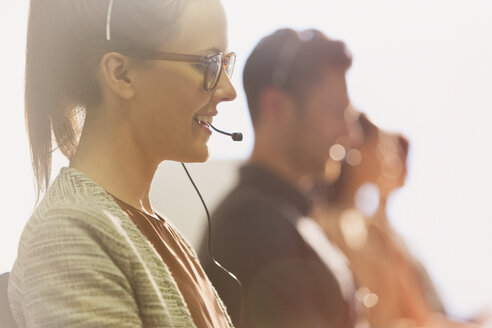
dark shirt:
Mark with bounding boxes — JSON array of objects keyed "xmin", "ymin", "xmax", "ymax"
[
  {"xmin": 199, "ymin": 163, "xmax": 358, "ymax": 328},
  {"xmin": 113, "ymin": 197, "xmax": 230, "ymax": 328}
]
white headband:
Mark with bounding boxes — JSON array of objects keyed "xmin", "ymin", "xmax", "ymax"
[{"xmin": 106, "ymin": 0, "xmax": 115, "ymax": 41}]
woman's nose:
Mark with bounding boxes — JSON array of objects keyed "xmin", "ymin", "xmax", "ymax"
[{"xmin": 213, "ymin": 71, "xmax": 237, "ymax": 102}]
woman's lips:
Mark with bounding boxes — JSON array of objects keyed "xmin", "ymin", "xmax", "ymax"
[{"xmin": 194, "ymin": 118, "xmax": 212, "ymax": 135}]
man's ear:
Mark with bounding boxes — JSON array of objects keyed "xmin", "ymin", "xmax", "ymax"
[
  {"xmin": 258, "ymin": 86, "xmax": 295, "ymax": 122},
  {"xmin": 99, "ymin": 52, "xmax": 135, "ymax": 100}
]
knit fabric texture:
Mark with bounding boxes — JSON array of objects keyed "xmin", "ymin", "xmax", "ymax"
[{"xmin": 8, "ymin": 167, "xmax": 233, "ymax": 328}]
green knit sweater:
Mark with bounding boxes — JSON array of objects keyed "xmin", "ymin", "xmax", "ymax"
[{"xmin": 8, "ymin": 167, "xmax": 233, "ymax": 328}]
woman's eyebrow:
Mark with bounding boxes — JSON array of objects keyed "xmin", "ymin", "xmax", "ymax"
[{"xmin": 202, "ymin": 46, "xmax": 225, "ymax": 53}]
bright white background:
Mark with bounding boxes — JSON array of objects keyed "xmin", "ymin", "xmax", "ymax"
[{"xmin": 1, "ymin": 0, "xmax": 491, "ymax": 320}]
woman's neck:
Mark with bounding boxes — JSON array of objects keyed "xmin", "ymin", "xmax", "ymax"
[{"xmin": 70, "ymin": 113, "xmax": 158, "ymax": 215}]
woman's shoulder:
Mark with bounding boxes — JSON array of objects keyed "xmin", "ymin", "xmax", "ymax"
[
  {"xmin": 10, "ymin": 168, "xmax": 148, "ymax": 292},
  {"xmin": 8, "ymin": 169, "xmax": 152, "ymax": 327},
  {"xmin": 27, "ymin": 168, "xmax": 121, "ymax": 229},
  {"xmin": 39, "ymin": 167, "xmax": 119, "ymax": 214},
  {"xmin": 17, "ymin": 167, "xmax": 139, "ymax": 258}
]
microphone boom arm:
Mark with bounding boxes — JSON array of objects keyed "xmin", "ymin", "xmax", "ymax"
[{"xmin": 208, "ymin": 123, "xmax": 243, "ymax": 141}]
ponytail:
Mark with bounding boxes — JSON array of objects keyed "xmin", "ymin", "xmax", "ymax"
[{"xmin": 25, "ymin": 0, "xmax": 77, "ymax": 198}]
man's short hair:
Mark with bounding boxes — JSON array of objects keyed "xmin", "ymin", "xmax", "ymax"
[{"xmin": 243, "ymin": 28, "xmax": 352, "ymax": 126}]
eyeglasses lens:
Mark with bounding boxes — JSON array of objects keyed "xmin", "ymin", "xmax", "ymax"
[
  {"xmin": 205, "ymin": 55, "xmax": 222, "ymax": 90},
  {"xmin": 204, "ymin": 53, "xmax": 236, "ymax": 90},
  {"xmin": 224, "ymin": 53, "xmax": 236, "ymax": 78}
]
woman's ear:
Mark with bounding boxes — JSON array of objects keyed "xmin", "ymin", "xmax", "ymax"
[{"xmin": 99, "ymin": 52, "xmax": 135, "ymax": 100}]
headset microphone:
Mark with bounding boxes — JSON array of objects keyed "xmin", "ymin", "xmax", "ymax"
[{"xmin": 208, "ymin": 123, "xmax": 243, "ymax": 141}]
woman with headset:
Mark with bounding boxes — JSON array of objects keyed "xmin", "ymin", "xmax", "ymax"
[{"xmin": 8, "ymin": 0, "xmax": 237, "ymax": 327}]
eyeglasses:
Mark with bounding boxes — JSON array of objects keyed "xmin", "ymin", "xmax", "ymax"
[{"xmin": 141, "ymin": 51, "xmax": 236, "ymax": 91}]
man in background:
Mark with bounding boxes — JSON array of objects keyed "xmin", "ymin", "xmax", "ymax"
[{"xmin": 199, "ymin": 28, "xmax": 360, "ymax": 328}]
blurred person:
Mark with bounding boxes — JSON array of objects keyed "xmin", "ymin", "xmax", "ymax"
[
  {"xmin": 314, "ymin": 114, "xmax": 480, "ymax": 328},
  {"xmin": 199, "ymin": 28, "xmax": 363, "ymax": 328},
  {"xmin": 8, "ymin": 0, "xmax": 238, "ymax": 327}
]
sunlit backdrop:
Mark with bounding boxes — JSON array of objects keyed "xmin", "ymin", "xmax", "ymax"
[{"xmin": 1, "ymin": 0, "xmax": 491, "ymax": 319}]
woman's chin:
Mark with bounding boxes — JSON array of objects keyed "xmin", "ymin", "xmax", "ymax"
[
  {"xmin": 183, "ymin": 146, "xmax": 210, "ymax": 163},
  {"xmin": 193, "ymin": 154, "xmax": 209, "ymax": 163},
  {"xmin": 164, "ymin": 142, "xmax": 210, "ymax": 163}
]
